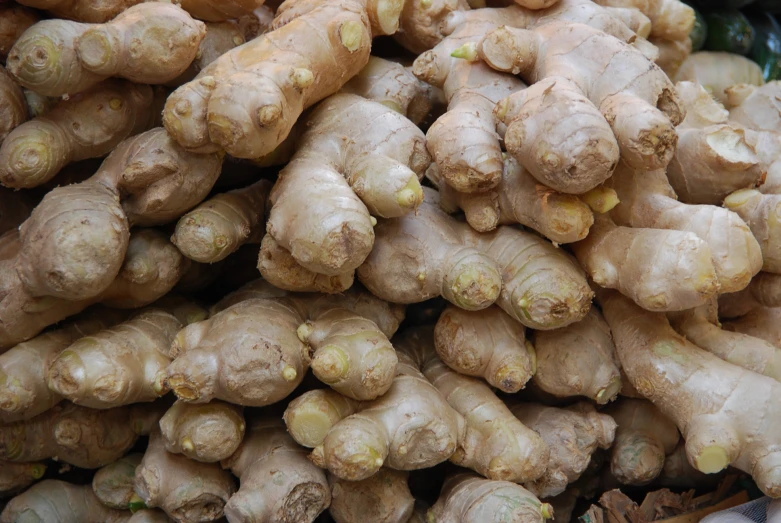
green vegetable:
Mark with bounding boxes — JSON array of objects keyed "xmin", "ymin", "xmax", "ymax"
[
  {"xmin": 690, "ymin": 6, "xmax": 709, "ymax": 51},
  {"xmin": 704, "ymin": 9, "xmax": 755, "ymax": 55},
  {"xmin": 748, "ymin": 12, "xmax": 781, "ymax": 80}
]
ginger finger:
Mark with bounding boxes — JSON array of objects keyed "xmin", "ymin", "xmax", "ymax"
[
  {"xmin": 159, "ymin": 400, "xmax": 245, "ymax": 463},
  {"xmin": 328, "ymin": 469, "xmax": 414, "ymax": 523},
  {"xmin": 92, "ymin": 453, "xmax": 143, "ymax": 510},
  {"xmin": 1, "ymin": 480, "xmax": 130, "ymax": 523}
]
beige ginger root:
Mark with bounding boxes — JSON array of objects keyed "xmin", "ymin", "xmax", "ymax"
[
  {"xmin": 328, "ymin": 469, "xmax": 414, "ymax": 523},
  {"xmin": 176, "ymin": 0, "xmax": 266, "ymax": 23},
  {"xmin": 1, "ymin": 480, "xmax": 130, "ymax": 523},
  {"xmin": 221, "ymin": 418, "xmax": 330, "ymax": 523},
  {"xmin": 167, "ymin": 20, "xmax": 249, "ymax": 87},
  {"xmin": 7, "ymin": 3, "xmax": 206, "ymax": 97},
  {"xmin": 283, "ymin": 361, "xmax": 465, "ymax": 481},
  {"xmin": 15, "ymin": 0, "xmax": 143, "ymax": 23},
  {"xmin": 128, "ymin": 510, "xmax": 172, "ymax": 523},
  {"xmin": 135, "ymin": 430, "xmax": 236, "ymax": 523},
  {"xmin": 724, "ymin": 189, "xmax": 781, "ymax": 274},
  {"xmin": 165, "ymin": 285, "xmax": 402, "ymax": 404},
  {"xmin": 0, "ymin": 460, "xmax": 45, "ymax": 495},
  {"xmin": 675, "ymin": 52, "xmax": 764, "ymax": 105},
  {"xmin": 605, "ymin": 398, "xmax": 680, "ymax": 485},
  {"xmin": 0, "ymin": 80, "xmax": 160, "ymax": 189},
  {"xmin": 599, "ymin": 288, "xmax": 781, "ymax": 497},
  {"xmin": 0, "ymin": 402, "xmax": 139, "ymax": 468},
  {"xmin": 399, "ymin": 327, "xmax": 550, "ymax": 484},
  {"xmin": 159, "ymin": 400, "xmax": 245, "ymax": 462},
  {"xmin": 532, "ymin": 308, "xmax": 622, "ymax": 404},
  {"xmin": 92, "ymin": 453, "xmax": 143, "ymax": 510},
  {"xmin": 747, "ymin": 272, "xmax": 781, "ymax": 307},
  {"xmin": 434, "ymin": 304, "xmax": 535, "ymax": 393},
  {"xmin": 722, "ymin": 306, "xmax": 781, "ymax": 348},
  {"xmin": 0, "ymin": 65, "xmax": 27, "ymax": 143},
  {"xmin": 163, "ymin": 0, "xmax": 405, "ymax": 159},
  {"xmin": 428, "ymin": 472, "xmax": 552, "ymax": 523},
  {"xmin": 510, "ymin": 402, "xmax": 617, "ymax": 498},
  {"xmin": 0, "ymin": 4, "xmax": 39, "ymax": 61}
]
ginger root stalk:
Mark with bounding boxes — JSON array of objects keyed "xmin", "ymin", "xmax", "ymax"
[
  {"xmin": 0, "ymin": 460, "xmax": 45, "ymax": 495},
  {"xmin": 0, "ymin": 65, "xmax": 27, "ymax": 143},
  {"xmin": 572, "ymin": 214, "xmax": 719, "ymax": 312},
  {"xmin": 283, "ymin": 359, "xmax": 465, "ymax": 481},
  {"xmin": 509, "ymin": 402, "xmax": 617, "ymax": 498},
  {"xmin": 428, "ymin": 472, "xmax": 552, "ymax": 523},
  {"xmin": 0, "ymin": 4, "xmax": 39, "ymax": 61},
  {"xmin": 92, "ymin": 453, "xmax": 143, "ymax": 510},
  {"xmin": 0, "ymin": 402, "xmax": 139, "ymax": 468},
  {"xmin": 1, "ymin": 480, "xmax": 130, "ymax": 523},
  {"xmin": 7, "ymin": 3, "xmax": 206, "ymax": 97},
  {"xmin": 328, "ymin": 469, "xmax": 414, "ymax": 523},
  {"xmin": 608, "ymin": 158, "xmax": 762, "ymax": 293},
  {"xmin": 434, "ymin": 304, "xmax": 535, "ymax": 393},
  {"xmin": 165, "ymin": 285, "xmax": 402, "ymax": 404},
  {"xmin": 221, "ymin": 418, "xmax": 330, "ymax": 523},
  {"xmin": 135, "ymin": 430, "xmax": 236, "ymax": 523},
  {"xmin": 532, "ymin": 308, "xmax": 622, "ymax": 404},
  {"xmin": 724, "ymin": 189, "xmax": 781, "ymax": 274},
  {"xmin": 605, "ymin": 398, "xmax": 680, "ymax": 486},
  {"xmin": 159, "ymin": 400, "xmax": 245, "ymax": 463},
  {"xmin": 599, "ymin": 288, "xmax": 781, "ymax": 497},
  {"xmin": 399, "ymin": 327, "xmax": 550, "ymax": 484},
  {"xmin": 163, "ymin": 0, "xmax": 405, "ymax": 159},
  {"xmin": 674, "ymin": 52, "xmax": 764, "ymax": 105}
]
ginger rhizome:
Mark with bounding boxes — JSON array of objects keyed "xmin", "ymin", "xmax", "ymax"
[
  {"xmin": 328, "ymin": 469, "xmax": 414, "ymax": 523},
  {"xmin": 0, "ymin": 460, "xmax": 45, "ymax": 495},
  {"xmin": 177, "ymin": 0, "xmax": 266, "ymax": 23},
  {"xmin": 165, "ymin": 283, "xmax": 403, "ymax": 405},
  {"xmin": 135, "ymin": 430, "xmax": 236, "ymax": 523},
  {"xmin": 159, "ymin": 400, "xmax": 245, "ymax": 462},
  {"xmin": 434, "ymin": 304, "xmax": 535, "ymax": 393},
  {"xmin": 398, "ymin": 327, "xmax": 550, "ymax": 484},
  {"xmin": 15, "ymin": 0, "xmax": 143, "ymax": 23},
  {"xmin": 0, "ymin": 4, "xmax": 39, "ymax": 61},
  {"xmin": 675, "ymin": 52, "xmax": 764, "ymax": 105},
  {"xmin": 599, "ymin": 288, "xmax": 781, "ymax": 497},
  {"xmin": 0, "ymin": 65, "xmax": 28, "ymax": 144},
  {"xmin": 359, "ymin": 189, "xmax": 592, "ymax": 330},
  {"xmin": 1, "ymin": 480, "xmax": 130, "ymax": 523},
  {"xmin": 7, "ymin": 3, "xmax": 206, "ymax": 97},
  {"xmin": 163, "ymin": 0, "xmax": 405, "ymax": 159},
  {"xmin": 722, "ymin": 306, "xmax": 781, "ymax": 349},
  {"xmin": 221, "ymin": 418, "xmax": 330, "ymax": 523},
  {"xmin": 92, "ymin": 453, "xmax": 143, "ymax": 510},
  {"xmin": 283, "ymin": 356, "xmax": 465, "ymax": 481},
  {"xmin": 605, "ymin": 398, "xmax": 680, "ymax": 486},
  {"xmin": 532, "ymin": 308, "xmax": 622, "ymax": 404},
  {"xmin": 0, "ymin": 80, "xmax": 160, "ymax": 189},
  {"xmin": 724, "ymin": 189, "xmax": 781, "ymax": 274}
]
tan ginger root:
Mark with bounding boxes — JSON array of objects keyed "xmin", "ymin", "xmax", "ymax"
[
  {"xmin": 659, "ymin": 441, "xmax": 722, "ymax": 489},
  {"xmin": 159, "ymin": 400, "xmax": 245, "ymax": 462},
  {"xmin": 359, "ymin": 189, "xmax": 593, "ymax": 330},
  {"xmin": 599, "ymin": 288, "xmax": 781, "ymax": 497},
  {"xmin": 604, "ymin": 398, "xmax": 679, "ymax": 485},
  {"xmin": 0, "ymin": 80, "xmax": 160, "ymax": 189},
  {"xmin": 1, "ymin": 480, "xmax": 130, "ymax": 523},
  {"xmin": 434, "ymin": 304, "xmax": 535, "ymax": 393},
  {"xmin": 669, "ymin": 305, "xmax": 781, "ymax": 381},
  {"xmin": 399, "ymin": 327, "xmax": 550, "ymax": 484},
  {"xmin": 722, "ymin": 306, "xmax": 781, "ymax": 349},
  {"xmin": 572, "ymin": 214, "xmax": 719, "ymax": 312},
  {"xmin": 608, "ymin": 159, "xmax": 762, "ymax": 293},
  {"xmin": 328, "ymin": 469, "xmax": 414, "ymax": 523},
  {"xmin": 0, "ymin": 65, "xmax": 27, "ymax": 144},
  {"xmin": 0, "ymin": 460, "xmax": 45, "ymax": 494},
  {"xmin": 532, "ymin": 308, "xmax": 622, "ymax": 404},
  {"xmin": 135, "ymin": 430, "xmax": 236, "ymax": 523},
  {"xmin": 283, "ymin": 360, "xmax": 465, "ymax": 481},
  {"xmin": 168, "ymin": 20, "xmax": 249, "ymax": 87},
  {"xmin": 162, "ymin": 0, "xmax": 405, "ymax": 159},
  {"xmin": 510, "ymin": 402, "xmax": 616, "ymax": 498},
  {"xmin": 92, "ymin": 453, "xmax": 143, "ymax": 510},
  {"xmin": 129, "ymin": 510, "xmax": 173, "ymax": 523},
  {"xmin": 0, "ymin": 402, "xmax": 139, "ymax": 468},
  {"xmin": 221, "ymin": 418, "xmax": 330, "ymax": 523},
  {"xmin": 0, "ymin": 4, "xmax": 39, "ymax": 61},
  {"xmin": 176, "ymin": 0, "xmax": 266, "ymax": 23},
  {"xmin": 675, "ymin": 52, "xmax": 764, "ymax": 105},
  {"xmin": 166, "ymin": 284, "xmax": 402, "ymax": 404},
  {"xmin": 7, "ymin": 3, "xmax": 206, "ymax": 97},
  {"xmin": 724, "ymin": 189, "xmax": 781, "ymax": 274},
  {"xmin": 15, "ymin": 0, "xmax": 142, "ymax": 23},
  {"xmin": 747, "ymin": 272, "xmax": 781, "ymax": 307},
  {"xmin": 429, "ymin": 472, "xmax": 552, "ymax": 523},
  {"xmin": 46, "ymin": 309, "xmax": 185, "ymax": 409}
]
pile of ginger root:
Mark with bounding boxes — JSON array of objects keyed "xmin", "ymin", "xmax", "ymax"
[{"xmin": 1, "ymin": 0, "xmax": 781, "ymax": 521}]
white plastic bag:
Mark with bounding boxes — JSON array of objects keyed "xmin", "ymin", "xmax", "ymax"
[{"xmin": 700, "ymin": 497, "xmax": 773, "ymax": 523}]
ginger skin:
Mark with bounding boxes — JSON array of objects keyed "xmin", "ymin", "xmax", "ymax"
[
  {"xmin": 0, "ymin": 460, "xmax": 45, "ymax": 495},
  {"xmin": 15, "ymin": 0, "xmax": 143, "ymax": 23},
  {"xmin": 1, "ymin": 480, "xmax": 130, "ymax": 523},
  {"xmin": 0, "ymin": 66, "xmax": 27, "ymax": 144},
  {"xmin": 722, "ymin": 306, "xmax": 781, "ymax": 349},
  {"xmin": 92, "ymin": 453, "xmax": 143, "ymax": 510},
  {"xmin": 176, "ymin": 0, "xmax": 266, "ymax": 22},
  {"xmin": 328, "ymin": 469, "xmax": 414, "ymax": 523},
  {"xmin": 0, "ymin": 4, "xmax": 39, "ymax": 60},
  {"xmin": 159, "ymin": 400, "xmax": 245, "ymax": 463},
  {"xmin": 725, "ymin": 189, "xmax": 781, "ymax": 274}
]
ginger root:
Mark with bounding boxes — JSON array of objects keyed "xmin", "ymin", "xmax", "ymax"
[
  {"xmin": 15, "ymin": 0, "xmax": 143, "ymax": 23},
  {"xmin": 725, "ymin": 189, "xmax": 781, "ymax": 274},
  {"xmin": 0, "ymin": 65, "xmax": 27, "ymax": 144},
  {"xmin": 176, "ymin": 0, "xmax": 266, "ymax": 22},
  {"xmin": 1, "ymin": 480, "xmax": 130, "ymax": 523},
  {"xmin": 0, "ymin": 460, "xmax": 45, "ymax": 495},
  {"xmin": 92, "ymin": 453, "xmax": 143, "ymax": 510},
  {"xmin": 674, "ymin": 52, "xmax": 764, "ymax": 105},
  {"xmin": 328, "ymin": 469, "xmax": 414, "ymax": 523},
  {"xmin": 159, "ymin": 400, "xmax": 245, "ymax": 462},
  {"xmin": 0, "ymin": 4, "xmax": 39, "ymax": 60}
]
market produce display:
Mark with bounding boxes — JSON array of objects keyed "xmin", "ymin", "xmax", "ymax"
[{"xmin": 2, "ymin": 0, "xmax": 781, "ymax": 522}]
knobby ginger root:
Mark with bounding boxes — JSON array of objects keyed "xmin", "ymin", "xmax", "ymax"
[
  {"xmin": 129, "ymin": 510, "xmax": 172, "ymax": 523},
  {"xmin": 283, "ymin": 362, "xmax": 465, "ymax": 481},
  {"xmin": 163, "ymin": 0, "xmax": 405, "ymax": 159},
  {"xmin": 221, "ymin": 418, "xmax": 330, "ymax": 523},
  {"xmin": 0, "ymin": 402, "xmax": 138, "ymax": 468},
  {"xmin": 135, "ymin": 430, "xmax": 236, "ymax": 523},
  {"xmin": 659, "ymin": 441, "xmax": 722, "ymax": 489},
  {"xmin": 15, "ymin": 0, "xmax": 143, "ymax": 23},
  {"xmin": 608, "ymin": 159, "xmax": 762, "ymax": 293},
  {"xmin": 669, "ymin": 305, "xmax": 781, "ymax": 381},
  {"xmin": 177, "ymin": 0, "xmax": 266, "ymax": 22},
  {"xmin": 1, "ymin": 480, "xmax": 130, "ymax": 523},
  {"xmin": 605, "ymin": 398, "xmax": 680, "ymax": 485},
  {"xmin": 509, "ymin": 402, "xmax": 617, "ymax": 498},
  {"xmin": 572, "ymin": 214, "xmax": 719, "ymax": 312},
  {"xmin": 675, "ymin": 52, "xmax": 764, "ymax": 105},
  {"xmin": 598, "ymin": 288, "xmax": 781, "ymax": 497},
  {"xmin": 722, "ymin": 306, "xmax": 781, "ymax": 349},
  {"xmin": 0, "ymin": 65, "xmax": 27, "ymax": 143},
  {"xmin": 0, "ymin": 460, "xmax": 45, "ymax": 494},
  {"xmin": 165, "ymin": 285, "xmax": 402, "ymax": 404},
  {"xmin": 0, "ymin": 4, "xmax": 39, "ymax": 60},
  {"xmin": 748, "ymin": 272, "xmax": 781, "ymax": 308},
  {"xmin": 328, "ymin": 469, "xmax": 414, "ymax": 523},
  {"xmin": 532, "ymin": 308, "xmax": 622, "ymax": 404},
  {"xmin": 92, "ymin": 453, "xmax": 143, "ymax": 510},
  {"xmin": 7, "ymin": 3, "xmax": 206, "ymax": 97},
  {"xmin": 167, "ymin": 20, "xmax": 249, "ymax": 87},
  {"xmin": 399, "ymin": 327, "xmax": 550, "ymax": 484},
  {"xmin": 429, "ymin": 472, "xmax": 552, "ymax": 523},
  {"xmin": 725, "ymin": 189, "xmax": 781, "ymax": 274},
  {"xmin": 159, "ymin": 400, "xmax": 245, "ymax": 462},
  {"xmin": 434, "ymin": 304, "xmax": 535, "ymax": 393}
]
